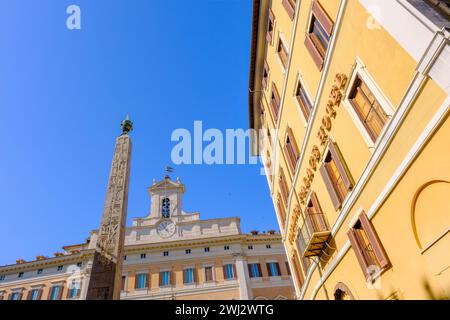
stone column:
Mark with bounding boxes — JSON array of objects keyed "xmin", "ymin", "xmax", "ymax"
[{"xmin": 234, "ymin": 254, "xmax": 253, "ymax": 300}]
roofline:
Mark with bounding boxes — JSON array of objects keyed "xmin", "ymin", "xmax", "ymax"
[{"xmin": 248, "ymin": 0, "xmax": 261, "ymax": 132}]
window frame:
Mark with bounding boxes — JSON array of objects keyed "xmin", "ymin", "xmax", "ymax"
[
  {"xmin": 304, "ymin": 0, "xmax": 334, "ymax": 70},
  {"xmin": 347, "ymin": 210, "xmax": 391, "ymax": 282},
  {"xmin": 282, "ymin": 0, "xmax": 297, "ymax": 20},
  {"xmin": 294, "ymin": 75, "xmax": 314, "ymax": 123},
  {"xmin": 270, "ymin": 82, "xmax": 281, "ymax": 123},
  {"xmin": 266, "ymin": 9, "xmax": 275, "ymax": 45},
  {"xmin": 284, "ymin": 127, "xmax": 300, "ymax": 174},
  {"xmin": 343, "ymin": 58, "xmax": 394, "ymax": 148},
  {"xmin": 319, "ymin": 141, "xmax": 353, "ymax": 210},
  {"xmin": 277, "ymin": 35, "xmax": 289, "ymax": 71}
]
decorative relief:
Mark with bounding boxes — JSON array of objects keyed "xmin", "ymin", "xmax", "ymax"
[{"xmin": 96, "ymin": 135, "xmax": 131, "ymax": 264}]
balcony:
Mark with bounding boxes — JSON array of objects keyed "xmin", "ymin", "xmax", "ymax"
[{"xmin": 297, "ymin": 212, "xmax": 331, "ymax": 258}]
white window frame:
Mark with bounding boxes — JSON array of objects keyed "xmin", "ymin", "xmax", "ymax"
[
  {"xmin": 293, "ymin": 73, "xmax": 314, "ymax": 126},
  {"xmin": 343, "ymin": 57, "xmax": 394, "ymax": 149}
]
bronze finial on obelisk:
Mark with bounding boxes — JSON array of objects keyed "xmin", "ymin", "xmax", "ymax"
[{"xmin": 85, "ymin": 116, "xmax": 133, "ymax": 300}]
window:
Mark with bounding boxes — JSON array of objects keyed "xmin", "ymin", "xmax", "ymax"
[
  {"xmin": 161, "ymin": 197, "xmax": 170, "ymax": 218},
  {"xmin": 291, "ymin": 252, "xmax": 305, "ymax": 287},
  {"xmin": 57, "ymin": 265, "xmax": 63, "ymax": 271},
  {"xmin": 277, "ymin": 38, "xmax": 289, "ymax": 70},
  {"xmin": 124, "ymin": 255, "xmax": 127, "ymax": 261},
  {"xmin": 320, "ymin": 142, "xmax": 353, "ymax": 210},
  {"xmin": 49, "ymin": 286, "xmax": 62, "ymax": 300},
  {"xmin": 266, "ymin": 244, "xmax": 272, "ymax": 249},
  {"xmin": 248, "ymin": 263, "xmax": 262, "ymax": 278},
  {"xmin": 18, "ymin": 272, "xmax": 24, "ymax": 278},
  {"xmin": 266, "ymin": 262, "xmax": 281, "ymax": 277},
  {"xmin": 68, "ymin": 287, "xmax": 78, "ymax": 299},
  {"xmin": 282, "ymin": 0, "xmax": 296, "ymax": 19},
  {"xmin": 37, "ymin": 269, "xmax": 43, "ymax": 275},
  {"xmin": 262, "ymin": 61, "xmax": 269, "ymax": 89},
  {"xmin": 67, "ymin": 280, "xmax": 80, "ymax": 299},
  {"xmin": 163, "ymin": 251, "xmax": 169, "ymax": 257},
  {"xmin": 305, "ymin": 1, "xmax": 334, "ymax": 70},
  {"xmin": 185, "ymin": 249, "xmax": 191, "ymax": 254},
  {"xmin": 140, "ymin": 253, "xmax": 146, "ymax": 259},
  {"xmin": 296, "ymin": 80, "xmax": 313, "ymax": 120},
  {"xmin": 276, "ymin": 194, "xmax": 287, "ymax": 226},
  {"xmin": 204, "ymin": 266, "xmax": 214, "ymax": 282},
  {"xmin": 278, "ymin": 168, "xmax": 289, "ymax": 206},
  {"xmin": 159, "ymin": 271, "xmax": 171, "ymax": 287},
  {"xmin": 284, "ymin": 127, "xmax": 300, "ymax": 174},
  {"xmin": 266, "ymin": 10, "xmax": 275, "ymax": 44},
  {"xmin": 223, "ymin": 264, "xmax": 236, "ymax": 280},
  {"xmin": 29, "ymin": 289, "xmax": 40, "ymax": 300},
  {"xmin": 0, "ymin": 275, "xmax": 5, "ymax": 281},
  {"xmin": 348, "ymin": 211, "xmax": 391, "ymax": 281},
  {"xmin": 348, "ymin": 76, "xmax": 389, "ymax": 142},
  {"xmin": 183, "ymin": 268, "xmax": 195, "ymax": 284},
  {"xmin": 204, "ymin": 247, "xmax": 210, "ymax": 253},
  {"xmin": 270, "ymin": 83, "xmax": 281, "ymax": 122},
  {"xmin": 10, "ymin": 292, "xmax": 20, "ymax": 300},
  {"xmin": 305, "ymin": 191, "xmax": 329, "ymax": 233},
  {"xmin": 77, "ymin": 262, "xmax": 82, "ymax": 267},
  {"xmin": 135, "ymin": 273, "xmax": 148, "ymax": 289},
  {"xmin": 121, "ymin": 276, "xmax": 126, "ymax": 291},
  {"xmin": 224, "ymin": 245, "xmax": 230, "ymax": 250},
  {"xmin": 248, "ymin": 245, "xmax": 254, "ymax": 250}
]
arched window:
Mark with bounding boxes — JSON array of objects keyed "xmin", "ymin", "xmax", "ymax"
[
  {"xmin": 161, "ymin": 198, "xmax": 170, "ymax": 218},
  {"xmin": 334, "ymin": 282, "xmax": 355, "ymax": 300}
]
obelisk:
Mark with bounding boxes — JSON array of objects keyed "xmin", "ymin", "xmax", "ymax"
[{"xmin": 86, "ymin": 116, "xmax": 133, "ymax": 300}]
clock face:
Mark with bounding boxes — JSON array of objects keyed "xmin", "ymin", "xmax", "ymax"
[{"xmin": 157, "ymin": 220, "xmax": 176, "ymax": 238}]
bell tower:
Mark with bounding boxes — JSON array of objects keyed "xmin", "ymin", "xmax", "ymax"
[
  {"xmin": 85, "ymin": 116, "xmax": 133, "ymax": 300},
  {"xmin": 147, "ymin": 175, "xmax": 185, "ymax": 219}
]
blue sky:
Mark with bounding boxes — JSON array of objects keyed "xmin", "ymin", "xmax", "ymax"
[{"xmin": 0, "ymin": 0, "xmax": 278, "ymax": 265}]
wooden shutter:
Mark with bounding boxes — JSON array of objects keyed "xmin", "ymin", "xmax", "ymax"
[
  {"xmin": 247, "ymin": 264, "xmax": 253, "ymax": 278},
  {"xmin": 37, "ymin": 289, "xmax": 43, "ymax": 300},
  {"xmin": 285, "ymin": 262, "xmax": 291, "ymax": 275},
  {"xmin": 66, "ymin": 287, "xmax": 71, "ymax": 299},
  {"xmin": 121, "ymin": 276, "xmax": 126, "ymax": 290},
  {"xmin": 183, "ymin": 269, "xmax": 187, "ymax": 284},
  {"xmin": 282, "ymin": 0, "xmax": 295, "ymax": 20},
  {"xmin": 359, "ymin": 212, "xmax": 391, "ymax": 269},
  {"xmin": 194, "ymin": 268, "xmax": 198, "ymax": 283},
  {"xmin": 304, "ymin": 35, "xmax": 324, "ymax": 70},
  {"xmin": 57, "ymin": 286, "xmax": 63, "ymax": 300},
  {"xmin": 222, "ymin": 265, "xmax": 227, "ymax": 279},
  {"xmin": 27, "ymin": 290, "xmax": 32, "ymax": 300},
  {"xmin": 312, "ymin": 1, "xmax": 333, "ymax": 35},
  {"xmin": 287, "ymin": 127, "xmax": 299, "ymax": 160},
  {"xmin": 257, "ymin": 264, "xmax": 262, "ymax": 277},
  {"xmin": 134, "ymin": 274, "xmax": 139, "ymax": 289},
  {"xmin": 275, "ymin": 263, "xmax": 281, "ymax": 276},
  {"xmin": 347, "ymin": 228, "xmax": 370, "ymax": 279},
  {"xmin": 328, "ymin": 142, "xmax": 353, "ymax": 190},
  {"xmin": 310, "ymin": 191, "xmax": 322, "ymax": 213},
  {"xmin": 158, "ymin": 272, "xmax": 163, "ymax": 287},
  {"xmin": 266, "ymin": 263, "xmax": 272, "ymax": 277},
  {"xmin": 170, "ymin": 271, "xmax": 174, "ymax": 286},
  {"xmin": 77, "ymin": 283, "xmax": 82, "ymax": 298},
  {"xmin": 145, "ymin": 273, "xmax": 150, "ymax": 288},
  {"xmin": 7, "ymin": 293, "xmax": 12, "ymax": 300},
  {"xmin": 232, "ymin": 264, "xmax": 237, "ymax": 279},
  {"xmin": 319, "ymin": 164, "xmax": 341, "ymax": 209},
  {"xmin": 266, "ymin": 10, "xmax": 274, "ymax": 43}
]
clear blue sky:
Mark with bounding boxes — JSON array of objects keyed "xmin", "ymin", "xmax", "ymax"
[{"xmin": 0, "ymin": 0, "xmax": 278, "ymax": 265}]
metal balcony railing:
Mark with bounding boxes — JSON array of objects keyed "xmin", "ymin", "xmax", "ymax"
[{"xmin": 297, "ymin": 212, "xmax": 331, "ymax": 258}]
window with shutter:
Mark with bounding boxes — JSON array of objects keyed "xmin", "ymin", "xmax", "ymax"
[
  {"xmin": 276, "ymin": 194, "xmax": 287, "ymax": 226},
  {"xmin": 348, "ymin": 76, "xmax": 389, "ymax": 142},
  {"xmin": 121, "ymin": 276, "xmax": 126, "ymax": 291},
  {"xmin": 278, "ymin": 167, "xmax": 289, "ymax": 206},
  {"xmin": 270, "ymin": 83, "xmax": 280, "ymax": 122},
  {"xmin": 262, "ymin": 61, "xmax": 269, "ymax": 90},
  {"xmin": 295, "ymin": 80, "xmax": 313, "ymax": 121},
  {"xmin": 285, "ymin": 261, "xmax": 291, "ymax": 275},
  {"xmin": 282, "ymin": 0, "xmax": 296, "ymax": 20},
  {"xmin": 266, "ymin": 10, "xmax": 275, "ymax": 44},
  {"xmin": 348, "ymin": 211, "xmax": 391, "ymax": 281},
  {"xmin": 284, "ymin": 127, "xmax": 300, "ymax": 174},
  {"xmin": 305, "ymin": 1, "xmax": 333, "ymax": 70},
  {"xmin": 277, "ymin": 38, "xmax": 289, "ymax": 70},
  {"xmin": 291, "ymin": 252, "xmax": 304, "ymax": 287},
  {"xmin": 204, "ymin": 266, "xmax": 214, "ymax": 282},
  {"xmin": 320, "ymin": 142, "xmax": 353, "ymax": 210}
]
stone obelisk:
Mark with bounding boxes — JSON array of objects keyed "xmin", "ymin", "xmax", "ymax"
[{"xmin": 86, "ymin": 116, "xmax": 133, "ymax": 300}]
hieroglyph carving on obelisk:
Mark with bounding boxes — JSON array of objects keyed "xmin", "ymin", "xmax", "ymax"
[{"xmin": 86, "ymin": 117, "xmax": 133, "ymax": 300}]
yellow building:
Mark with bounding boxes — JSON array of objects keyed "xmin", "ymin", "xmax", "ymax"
[
  {"xmin": 0, "ymin": 176, "xmax": 295, "ymax": 300},
  {"xmin": 249, "ymin": 0, "xmax": 450, "ymax": 299}
]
